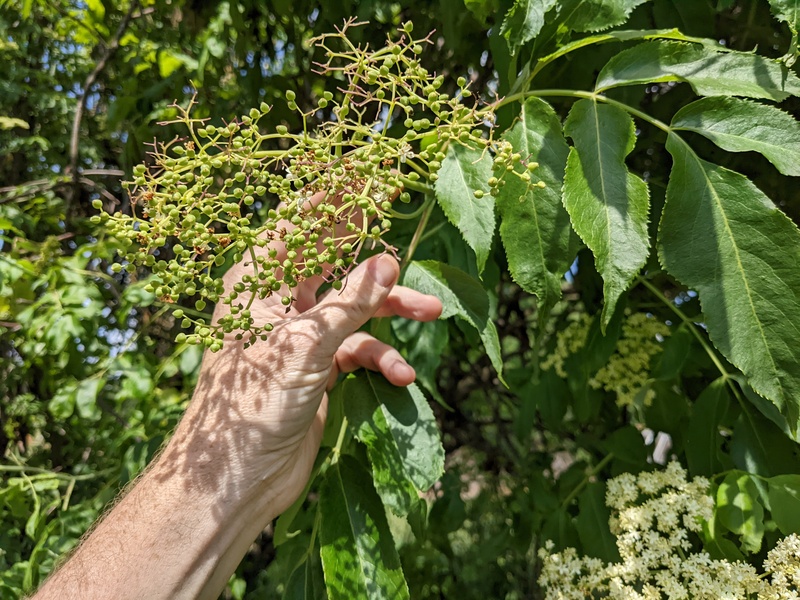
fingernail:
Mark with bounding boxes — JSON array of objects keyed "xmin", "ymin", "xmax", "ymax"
[
  {"xmin": 370, "ymin": 254, "xmax": 398, "ymax": 288},
  {"xmin": 393, "ymin": 361, "xmax": 415, "ymax": 381}
]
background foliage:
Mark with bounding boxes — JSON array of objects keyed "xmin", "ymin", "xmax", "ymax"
[{"xmin": 2, "ymin": 0, "xmax": 800, "ymax": 597}]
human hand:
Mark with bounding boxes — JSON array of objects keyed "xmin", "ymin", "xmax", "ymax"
[
  {"xmin": 159, "ymin": 199, "xmax": 442, "ymax": 525},
  {"xmin": 32, "ymin": 198, "xmax": 441, "ymax": 600}
]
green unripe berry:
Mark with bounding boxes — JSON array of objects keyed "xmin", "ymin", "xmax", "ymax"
[{"xmin": 285, "ymin": 90, "xmax": 296, "ymax": 102}]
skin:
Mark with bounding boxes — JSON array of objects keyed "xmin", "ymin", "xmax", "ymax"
[{"xmin": 32, "ymin": 194, "xmax": 443, "ymax": 599}]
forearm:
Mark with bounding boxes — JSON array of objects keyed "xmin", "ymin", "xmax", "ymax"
[{"xmin": 33, "ymin": 421, "xmax": 278, "ymax": 600}]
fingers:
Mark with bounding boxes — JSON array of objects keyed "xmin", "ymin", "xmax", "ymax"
[
  {"xmin": 372, "ymin": 286, "xmax": 443, "ymax": 320},
  {"xmin": 328, "ymin": 331, "xmax": 415, "ymax": 389},
  {"xmin": 317, "ymin": 283, "xmax": 442, "ymax": 320},
  {"xmin": 304, "ymin": 254, "xmax": 400, "ymax": 356}
]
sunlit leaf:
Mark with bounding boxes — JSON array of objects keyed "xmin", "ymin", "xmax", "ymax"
[
  {"xmin": 660, "ymin": 133, "xmax": 800, "ymax": 430},
  {"xmin": 596, "ymin": 41, "xmax": 800, "ymax": 100},
  {"xmin": 563, "ymin": 99, "xmax": 650, "ymax": 329}
]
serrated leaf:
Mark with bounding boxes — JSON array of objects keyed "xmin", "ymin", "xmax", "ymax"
[
  {"xmin": 768, "ymin": 475, "xmax": 800, "ymax": 536},
  {"xmin": 497, "ymin": 98, "xmax": 574, "ymax": 322},
  {"xmin": 596, "ymin": 41, "xmax": 800, "ymax": 101},
  {"xmin": 403, "ymin": 260, "xmax": 504, "ymax": 380},
  {"xmin": 768, "ymin": 0, "xmax": 800, "ymax": 32},
  {"xmin": 536, "ymin": 28, "xmax": 718, "ymax": 66},
  {"xmin": 319, "ymin": 456, "xmax": 409, "ymax": 600},
  {"xmin": 563, "ymin": 99, "xmax": 650, "ymax": 329},
  {"xmin": 576, "ymin": 483, "xmax": 620, "ymax": 562},
  {"xmin": 659, "ymin": 133, "xmax": 800, "ymax": 431},
  {"xmin": 686, "ymin": 378, "xmax": 730, "ymax": 477},
  {"xmin": 558, "ymin": 0, "xmax": 651, "ymax": 33},
  {"xmin": 500, "ymin": 0, "xmax": 558, "ymax": 54},
  {"xmin": 716, "ymin": 472, "xmax": 765, "ymax": 554},
  {"xmin": 435, "ymin": 144, "xmax": 495, "ymax": 274},
  {"xmin": 343, "ymin": 372, "xmax": 444, "ymax": 516},
  {"xmin": 672, "ymin": 97, "xmax": 800, "ymax": 176}
]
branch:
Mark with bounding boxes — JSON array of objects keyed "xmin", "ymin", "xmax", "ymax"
[{"xmin": 68, "ymin": 0, "xmax": 140, "ymax": 200}]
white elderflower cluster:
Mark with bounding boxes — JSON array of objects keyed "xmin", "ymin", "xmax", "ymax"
[
  {"xmin": 541, "ymin": 312, "xmax": 593, "ymax": 377},
  {"xmin": 539, "ymin": 463, "xmax": 800, "ymax": 599},
  {"xmin": 763, "ymin": 534, "xmax": 800, "ymax": 599},
  {"xmin": 590, "ymin": 312, "xmax": 670, "ymax": 408}
]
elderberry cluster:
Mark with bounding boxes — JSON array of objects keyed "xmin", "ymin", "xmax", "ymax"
[{"xmin": 94, "ymin": 20, "xmax": 544, "ymax": 349}]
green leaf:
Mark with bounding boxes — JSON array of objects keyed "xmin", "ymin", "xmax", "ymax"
[
  {"xmin": 85, "ymin": 0, "xmax": 105, "ymax": 21},
  {"xmin": 319, "ymin": 456, "xmax": 409, "ymax": 600},
  {"xmin": 75, "ymin": 377, "xmax": 104, "ymax": 421},
  {"xmin": 731, "ymin": 402, "xmax": 800, "ymax": 478},
  {"xmin": 716, "ymin": 472, "xmax": 765, "ymax": 554},
  {"xmin": 500, "ymin": 0, "xmax": 558, "ymax": 54},
  {"xmin": 576, "ymin": 482, "xmax": 620, "ymax": 562},
  {"xmin": 392, "ymin": 318, "xmax": 449, "ymax": 405},
  {"xmin": 435, "ymin": 144, "xmax": 495, "ymax": 274},
  {"xmin": 464, "ymin": 0, "xmax": 500, "ymax": 24},
  {"xmin": 606, "ymin": 425, "xmax": 648, "ymax": 469},
  {"xmin": 541, "ymin": 509, "xmax": 579, "ymax": 551},
  {"xmin": 686, "ymin": 378, "xmax": 730, "ymax": 477},
  {"xmin": 48, "ymin": 386, "xmax": 76, "ymax": 420},
  {"xmin": 497, "ymin": 98, "xmax": 574, "ymax": 322},
  {"xmin": 284, "ymin": 555, "xmax": 326, "ymax": 600},
  {"xmin": 0, "ymin": 117, "xmax": 29, "ymax": 130},
  {"xmin": 768, "ymin": 475, "xmax": 800, "ymax": 536},
  {"xmin": 702, "ymin": 509, "xmax": 746, "ymax": 562},
  {"xmin": 768, "ymin": 0, "xmax": 800, "ymax": 32},
  {"xmin": 403, "ymin": 260, "xmax": 504, "ymax": 380},
  {"xmin": 557, "ymin": 0, "xmax": 651, "ymax": 33},
  {"xmin": 563, "ymin": 99, "xmax": 650, "ymax": 329},
  {"xmin": 651, "ymin": 324, "xmax": 692, "ymax": 380},
  {"xmin": 659, "ymin": 133, "xmax": 800, "ymax": 430},
  {"xmin": 596, "ymin": 41, "xmax": 800, "ymax": 101},
  {"xmin": 672, "ymin": 97, "xmax": 800, "ymax": 177},
  {"xmin": 536, "ymin": 28, "xmax": 716, "ymax": 66},
  {"xmin": 343, "ymin": 372, "xmax": 444, "ymax": 516}
]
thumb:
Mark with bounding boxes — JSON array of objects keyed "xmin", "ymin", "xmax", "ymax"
[{"xmin": 305, "ymin": 254, "xmax": 399, "ymax": 356}]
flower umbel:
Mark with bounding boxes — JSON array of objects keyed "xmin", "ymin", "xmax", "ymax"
[{"xmin": 539, "ymin": 463, "xmax": 800, "ymax": 599}]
